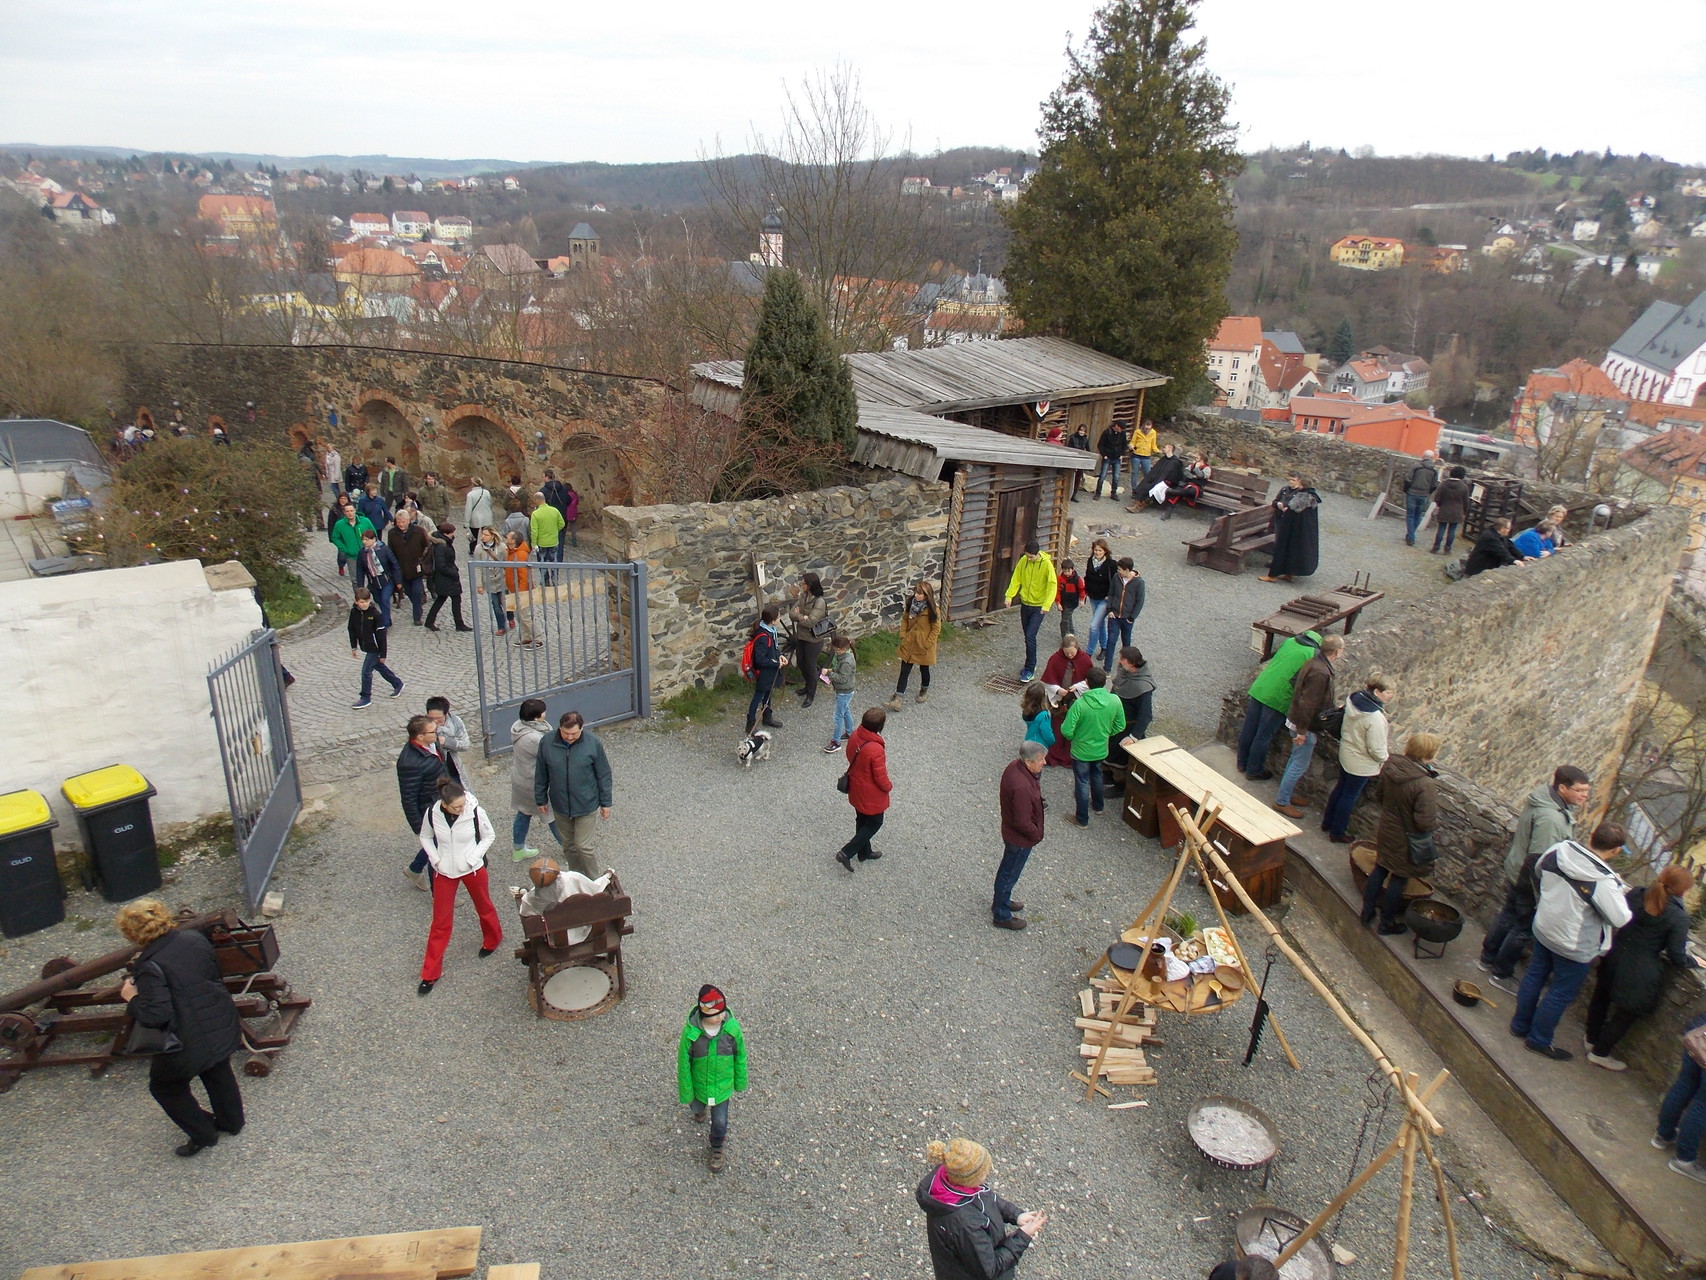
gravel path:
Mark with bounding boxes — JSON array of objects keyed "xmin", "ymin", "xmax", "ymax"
[{"xmin": 0, "ymin": 507, "xmax": 1559, "ymax": 1280}]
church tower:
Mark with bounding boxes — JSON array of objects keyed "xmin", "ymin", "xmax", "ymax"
[{"xmin": 759, "ymin": 208, "xmax": 784, "ymax": 268}]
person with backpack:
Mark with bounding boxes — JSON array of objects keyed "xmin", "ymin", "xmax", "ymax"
[
  {"xmin": 835, "ymin": 706, "xmax": 891, "ymax": 872},
  {"xmin": 423, "ymin": 522, "xmax": 472, "ymax": 631},
  {"xmin": 1510, "ymin": 823, "xmax": 1634, "ymax": 1060},
  {"xmin": 1055, "ymin": 560, "xmax": 1086, "ymax": 642},
  {"xmin": 1401, "ymin": 451, "xmax": 1439, "ymax": 546},
  {"xmin": 1361, "ymin": 732, "xmax": 1441, "ymax": 934},
  {"xmin": 677, "ymin": 983, "xmax": 747, "ymax": 1174},
  {"xmin": 915, "ymin": 1137, "xmax": 1044, "ymax": 1280},
  {"xmin": 1585, "ymin": 862, "xmax": 1700, "ymax": 1071},
  {"xmin": 1322, "ymin": 673, "xmax": 1395, "ymax": 843},
  {"xmin": 414, "ymin": 777, "xmax": 501, "ymax": 997},
  {"xmin": 1480, "ymin": 766, "xmax": 1591, "ymax": 991},
  {"xmin": 1236, "ymin": 629, "xmax": 1322, "ymax": 781},
  {"xmin": 744, "ymin": 605, "xmax": 788, "ymax": 736}
]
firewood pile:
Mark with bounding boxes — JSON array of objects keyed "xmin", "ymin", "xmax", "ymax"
[{"xmin": 1074, "ymin": 979, "xmax": 1160, "ymax": 1088}]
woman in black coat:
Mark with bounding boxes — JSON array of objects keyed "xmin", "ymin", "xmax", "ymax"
[
  {"xmin": 424, "ymin": 523, "xmax": 472, "ymax": 631},
  {"xmin": 1585, "ymin": 864, "xmax": 1702, "ymax": 1069},
  {"xmin": 1261, "ymin": 472, "xmax": 1321, "ymax": 582},
  {"xmin": 117, "ymin": 900, "xmax": 244, "ymax": 1156},
  {"xmin": 916, "ymin": 1138, "xmax": 1044, "ymax": 1279}
]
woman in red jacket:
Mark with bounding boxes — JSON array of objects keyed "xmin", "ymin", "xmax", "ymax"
[{"xmin": 836, "ymin": 706, "xmax": 892, "ymax": 872}]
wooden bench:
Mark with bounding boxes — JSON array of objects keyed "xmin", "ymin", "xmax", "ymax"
[
  {"xmin": 1251, "ymin": 581, "xmax": 1385, "ymax": 659},
  {"xmin": 1184, "ymin": 506, "xmax": 1275, "ymax": 575},
  {"xmin": 1193, "ymin": 471, "xmax": 1271, "ymax": 516}
]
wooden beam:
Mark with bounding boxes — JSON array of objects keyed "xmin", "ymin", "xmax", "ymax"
[
  {"xmin": 19, "ymin": 1227, "xmax": 483, "ymax": 1280},
  {"xmin": 485, "ymin": 1268, "xmax": 542, "ymax": 1280}
]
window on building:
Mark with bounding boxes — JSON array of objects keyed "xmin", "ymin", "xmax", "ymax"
[{"xmin": 1231, "ymin": 359, "xmax": 1240, "ymax": 370}]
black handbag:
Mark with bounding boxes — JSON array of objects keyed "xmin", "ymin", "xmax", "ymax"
[
  {"xmin": 836, "ymin": 742, "xmax": 865, "ymax": 794},
  {"xmin": 1312, "ymin": 704, "xmax": 1345, "ymax": 737},
  {"xmin": 1405, "ymin": 830, "xmax": 1440, "ymax": 868},
  {"xmin": 123, "ymin": 961, "xmax": 182, "ymax": 1056}
]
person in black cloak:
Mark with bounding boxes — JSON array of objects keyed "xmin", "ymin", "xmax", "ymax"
[{"xmin": 1261, "ymin": 471, "xmax": 1321, "ymax": 583}]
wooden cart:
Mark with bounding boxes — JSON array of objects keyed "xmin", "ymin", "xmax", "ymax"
[{"xmin": 516, "ymin": 872, "xmax": 633, "ymax": 1021}]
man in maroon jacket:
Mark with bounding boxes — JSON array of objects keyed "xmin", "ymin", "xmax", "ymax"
[{"xmin": 995, "ymin": 741, "xmax": 1048, "ymax": 930}]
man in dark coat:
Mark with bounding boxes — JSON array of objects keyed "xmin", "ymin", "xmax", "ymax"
[
  {"xmin": 343, "ymin": 454, "xmax": 370, "ymax": 497},
  {"xmin": 994, "ymin": 742, "xmax": 1046, "ymax": 931},
  {"xmin": 117, "ymin": 905, "xmax": 244, "ymax": 1156},
  {"xmin": 1464, "ymin": 517, "xmax": 1521, "ymax": 576},
  {"xmin": 1066, "ymin": 423, "xmax": 1091, "ymax": 500},
  {"xmin": 1262, "ymin": 473, "xmax": 1321, "ymax": 582},
  {"xmin": 1272, "ymin": 634, "xmax": 1343, "ymax": 818},
  {"xmin": 533, "ymin": 711, "xmax": 615, "ymax": 879},
  {"xmin": 1093, "ymin": 421, "xmax": 1129, "ymax": 499},
  {"xmin": 386, "ymin": 508, "xmax": 432, "ymax": 626},
  {"xmin": 1402, "ymin": 451, "xmax": 1439, "ymax": 546},
  {"xmin": 1430, "ymin": 465, "xmax": 1471, "ymax": 554},
  {"xmin": 398, "ymin": 714, "xmax": 449, "ymax": 889}
]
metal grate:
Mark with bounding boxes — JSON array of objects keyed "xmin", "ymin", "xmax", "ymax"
[{"xmin": 983, "ymin": 671, "xmax": 1027, "ymax": 695}]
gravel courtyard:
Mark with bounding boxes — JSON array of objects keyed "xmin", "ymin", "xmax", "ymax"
[{"xmin": 0, "ymin": 498, "xmax": 1557, "ymax": 1280}]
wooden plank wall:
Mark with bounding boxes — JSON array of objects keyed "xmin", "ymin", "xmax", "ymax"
[{"xmin": 941, "ymin": 463, "xmax": 1072, "ymax": 622}]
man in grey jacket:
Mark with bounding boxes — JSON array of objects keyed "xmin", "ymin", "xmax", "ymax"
[
  {"xmin": 1509, "ymin": 823, "xmax": 1631, "ymax": 1060},
  {"xmin": 1479, "ymin": 766, "xmax": 1589, "ymax": 991},
  {"xmin": 533, "ymin": 711, "xmax": 614, "ymax": 879}
]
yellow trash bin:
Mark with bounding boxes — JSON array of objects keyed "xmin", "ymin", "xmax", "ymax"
[
  {"xmin": 61, "ymin": 765, "xmax": 160, "ymax": 903},
  {"xmin": 0, "ymin": 789, "xmax": 62, "ymax": 936}
]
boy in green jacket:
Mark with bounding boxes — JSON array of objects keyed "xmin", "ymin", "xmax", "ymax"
[
  {"xmin": 1236, "ymin": 629, "xmax": 1321, "ymax": 781},
  {"xmin": 678, "ymin": 984, "xmax": 747, "ymax": 1173},
  {"xmin": 1060, "ymin": 668, "xmax": 1127, "ymax": 826}
]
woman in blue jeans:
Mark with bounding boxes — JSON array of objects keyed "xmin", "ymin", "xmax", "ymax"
[
  {"xmin": 1322, "ymin": 674, "xmax": 1395, "ymax": 841},
  {"xmin": 1081, "ymin": 539, "xmax": 1115, "ymax": 662},
  {"xmin": 1656, "ymin": 1011, "xmax": 1706, "ymax": 1182}
]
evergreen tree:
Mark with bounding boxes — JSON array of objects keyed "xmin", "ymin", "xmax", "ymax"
[
  {"xmin": 1004, "ymin": 0, "xmax": 1241, "ymax": 416},
  {"xmin": 742, "ymin": 268, "xmax": 857, "ymax": 456},
  {"xmin": 1328, "ymin": 319, "xmax": 1355, "ymax": 364}
]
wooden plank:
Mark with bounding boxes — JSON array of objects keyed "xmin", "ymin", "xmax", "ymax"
[
  {"xmin": 1123, "ymin": 737, "xmax": 1300, "ymax": 843},
  {"xmin": 21, "ymin": 1228, "xmax": 484, "ymax": 1280},
  {"xmin": 485, "ymin": 1269, "xmax": 541, "ymax": 1280}
]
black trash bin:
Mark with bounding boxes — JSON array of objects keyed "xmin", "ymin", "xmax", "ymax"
[
  {"xmin": 61, "ymin": 766, "xmax": 161, "ymax": 903},
  {"xmin": 0, "ymin": 789, "xmax": 63, "ymax": 937}
]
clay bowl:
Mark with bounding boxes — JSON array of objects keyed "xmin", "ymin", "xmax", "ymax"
[
  {"xmin": 1452, "ymin": 978, "xmax": 1496, "ymax": 1009},
  {"xmin": 1404, "ymin": 898, "xmax": 1463, "ymax": 946}
]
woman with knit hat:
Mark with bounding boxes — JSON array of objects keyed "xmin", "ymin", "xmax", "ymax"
[
  {"xmin": 677, "ymin": 984, "xmax": 747, "ymax": 1173},
  {"xmin": 915, "ymin": 1137, "xmax": 1045, "ymax": 1278}
]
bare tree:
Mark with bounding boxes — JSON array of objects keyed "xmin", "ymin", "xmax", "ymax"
[{"xmin": 704, "ymin": 66, "xmax": 944, "ymax": 352}]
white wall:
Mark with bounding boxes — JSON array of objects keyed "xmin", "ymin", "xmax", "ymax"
[
  {"xmin": 0, "ymin": 467, "xmax": 68, "ymax": 519},
  {"xmin": 0, "ymin": 560, "xmax": 262, "ymax": 841}
]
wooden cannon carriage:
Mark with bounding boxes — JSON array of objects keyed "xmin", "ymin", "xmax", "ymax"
[
  {"xmin": 0, "ymin": 909, "xmax": 310, "ymax": 1091},
  {"xmin": 515, "ymin": 872, "xmax": 633, "ymax": 1022}
]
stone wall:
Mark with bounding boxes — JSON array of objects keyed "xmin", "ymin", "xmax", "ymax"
[
  {"xmin": 1167, "ymin": 410, "xmax": 1416, "ymax": 499},
  {"xmin": 600, "ymin": 477, "xmax": 950, "ymax": 699},
  {"xmin": 118, "ymin": 342, "xmax": 667, "ymax": 513},
  {"xmin": 1218, "ymin": 502, "xmax": 1691, "ymax": 915}
]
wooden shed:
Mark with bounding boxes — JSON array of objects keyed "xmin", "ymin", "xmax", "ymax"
[{"xmin": 689, "ymin": 337, "xmax": 1167, "ymax": 621}]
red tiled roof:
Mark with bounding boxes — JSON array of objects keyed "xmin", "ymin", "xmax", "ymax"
[
  {"xmin": 197, "ymin": 194, "xmax": 273, "ymax": 221},
  {"xmin": 1521, "ymin": 357, "xmax": 1626, "ymax": 405},
  {"xmin": 336, "ymin": 247, "xmax": 419, "ymax": 277},
  {"xmin": 1209, "ymin": 315, "xmax": 1263, "ymax": 351},
  {"xmin": 1333, "ymin": 235, "xmax": 1403, "ymax": 250},
  {"xmin": 1622, "ymin": 426, "xmax": 1706, "ymax": 481},
  {"xmin": 1344, "ymin": 359, "xmax": 1386, "ymax": 381},
  {"xmin": 1289, "ymin": 395, "xmax": 1359, "ymax": 418}
]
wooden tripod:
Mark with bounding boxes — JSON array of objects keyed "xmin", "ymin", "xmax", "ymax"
[
  {"xmin": 1161, "ymin": 801, "xmax": 1463, "ymax": 1280},
  {"xmin": 1079, "ymin": 798, "xmax": 1300, "ymax": 1102}
]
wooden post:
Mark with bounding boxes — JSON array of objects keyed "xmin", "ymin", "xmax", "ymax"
[
  {"xmin": 1392, "ymin": 1120, "xmax": 1420, "ymax": 1280},
  {"xmin": 1417, "ymin": 1124, "xmax": 1465, "ymax": 1280}
]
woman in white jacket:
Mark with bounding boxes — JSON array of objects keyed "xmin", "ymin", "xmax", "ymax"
[
  {"xmin": 417, "ymin": 777, "xmax": 501, "ymax": 996},
  {"xmin": 1322, "ymin": 673, "xmax": 1395, "ymax": 843}
]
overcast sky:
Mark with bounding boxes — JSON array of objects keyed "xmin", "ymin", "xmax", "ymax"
[{"xmin": 4, "ymin": 0, "xmax": 1703, "ymax": 167}]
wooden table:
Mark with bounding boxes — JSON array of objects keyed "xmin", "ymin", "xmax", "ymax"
[
  {"xmin": 1121, "ymin": 736, "xmax": 1301, "ymax": 911},
  {"xmin": 1251, "ymin": 584, "xmax": 1385, "ymax": 659}
]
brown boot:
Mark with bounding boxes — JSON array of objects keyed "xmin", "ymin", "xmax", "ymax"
[{"xmin": 709, "ymin": 1146, "xmax": 726, "ymax": 1173}]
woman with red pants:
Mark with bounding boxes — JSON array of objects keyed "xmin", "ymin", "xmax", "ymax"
[{"xmin": 416, "ymin": 777, "xmax": 501, "ymax": 996}]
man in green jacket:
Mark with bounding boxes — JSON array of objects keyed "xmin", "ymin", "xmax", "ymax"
[
  {"xmin": 1061, "ymin": 668, "xmax": 1126, "ymax": 826},
  {"xmin": 328, "ymin": 504, "xmax": 376, "ymax": 578},
  {"xmin": 1005, "ymin": 539, "xmax": 1058, "ymax": 682},
  {"xmin": 532, "ymin": 711, "xmax": 614, "ymax": 879},
  {"xmin": 1479, "ymin": 766, "xmax": 1590, "ymax": 987},
  {"xmin": 529, "ymin": 491, "xmax": 565, "ymax": 584},
  {"xmin": 1236, "ymin": 629, "xmax": 1322, "ymax": 781},
  {"xmin": 677, "ymin": 984, "xmax": 747, "ymax": 1173}
]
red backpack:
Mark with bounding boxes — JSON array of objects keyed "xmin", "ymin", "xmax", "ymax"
[{"xmin": 740, "ymin": 633, "xmax": 759, "ymax": 681}]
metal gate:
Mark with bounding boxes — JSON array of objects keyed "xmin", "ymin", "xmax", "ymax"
[
  {"xmin": 469, "ymin": 556, "xmax": 649, "ymax": 755},
  {"xmin": 207, "ymin": 628, "xmax": 301, "ymax": 911}
]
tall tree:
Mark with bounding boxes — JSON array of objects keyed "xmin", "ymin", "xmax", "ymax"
[
  {"xmin": 1004, "ymin": 0, "xmax": 1242, "ymax": 416},
  {"xmin": 741, "ymin": 267, "xmax": 857, "ymax": 477},
  {"xmin": 1328, "ymin": 318, "xmax": 1356, "ymax": 365}
]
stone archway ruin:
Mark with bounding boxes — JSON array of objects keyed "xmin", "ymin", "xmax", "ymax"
[
  {"xmin": 355, "ymin": 393, "xmax": 420, "ymax": 478},
  {"xmin": 552, "ymin": 431, "xmax": 632, "ymax": 514},
  {"xmin": 441, "ymin": 410, "xmax": 526, "ymax": 491}
]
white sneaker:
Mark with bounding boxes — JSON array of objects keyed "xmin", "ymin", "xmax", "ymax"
[
  {"xmin": 1488, "ymin": 975, "xmax": 1520, "ymax": 996},
  {"xmin": 1669, "ymin": 1157, "xmax": 1706, "ymax": 1184},
  {"xmin": 1587, "ymin": 1051, "xmax": 1628, "ymax": 1072},
  {"xmin": 1653, "ymin": 1133, "xmax": 1676, "ymax": 1150}
]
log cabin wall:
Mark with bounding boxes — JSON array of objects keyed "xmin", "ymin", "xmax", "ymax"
[{"xmin": 940, "ymin": 462, "xmax": 1073, "ymax": 621}]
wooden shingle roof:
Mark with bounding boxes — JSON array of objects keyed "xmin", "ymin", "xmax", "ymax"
[{"xmin": 845, "ymin": 336, "xmax": 1166, "ymax": 413}]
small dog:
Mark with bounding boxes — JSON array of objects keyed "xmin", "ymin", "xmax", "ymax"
[{"xmin": 737, "ymin": 729, "xmax": 772, "ymax": 768}]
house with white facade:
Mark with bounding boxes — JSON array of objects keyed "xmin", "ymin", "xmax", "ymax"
[
  {"xmin": 1330, "ymin": 358, "xmax": 1392, "ymax": 403},
  {"xmin": 1205, "ymin": 315, "xmax": 1264, "ymax": 410},
  {"xmin": 391, "ymin": 211, "xmax": 430, "ymax": 238},
  {"xmin": 349, "ymin": 213, "xmax": 391, "ymax": 240},
  {"xmin": 433, "ymin": 215, "xmax": 473, "ymax": 244},
  {"xmin": 1601, "ymin": 292, "xmax": 1706, "ymax": 407},
  {"xmin": 1571, "ymin": 218, "xmax": 1601, "ymax": 242}
]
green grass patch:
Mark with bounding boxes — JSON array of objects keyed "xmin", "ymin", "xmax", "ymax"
[
  {"xmin": 157, "ymin": 813, "xmax": 237, "ymax": 868},
  {"xmin": 254, "ymin": 566, "xmax": 316, "ymax": 628},
  {"xmin": 854, "ymin": 628, "xmax": 903, "ymax": 669},
  {"xmin": 656, "ymin": 673, "xmax": 749, "ymax": 725}
]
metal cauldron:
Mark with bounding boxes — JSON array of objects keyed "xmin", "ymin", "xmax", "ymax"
[{"xmin": 1404, "ymin": 898, "xmax": 1463, "ymax": 960}]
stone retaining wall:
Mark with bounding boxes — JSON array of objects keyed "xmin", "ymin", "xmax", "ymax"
[
  {"xmin": 600, "ymin": 477, "xmax": 950, "ymax": 699},
  {"xmin": 1218, "ymin": 502, "xmax": 1689, "ymax": 916}
]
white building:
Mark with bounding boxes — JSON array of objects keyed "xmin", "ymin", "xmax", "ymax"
[
  {"xmin": 349, "ymin": 213, "xmax": 390, "ymax": 239},
  {"xmin": 433, "ymin": 215, "xmax": 473, "ymax": 244},
  {"xmin": 1205, "ymin": 316, "xmax": 1264, "ymax": 410},
  {"xmin": 1600, "ymin": 292, "xmax": 1706, "ymax": 406},
  {"xmin": 1571, "ymin": 218, "xmax": 1601, "ymax": 242},
  {"xmin": 391, "ymin": 211, "xmax": 430, "ymax": 238}
]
